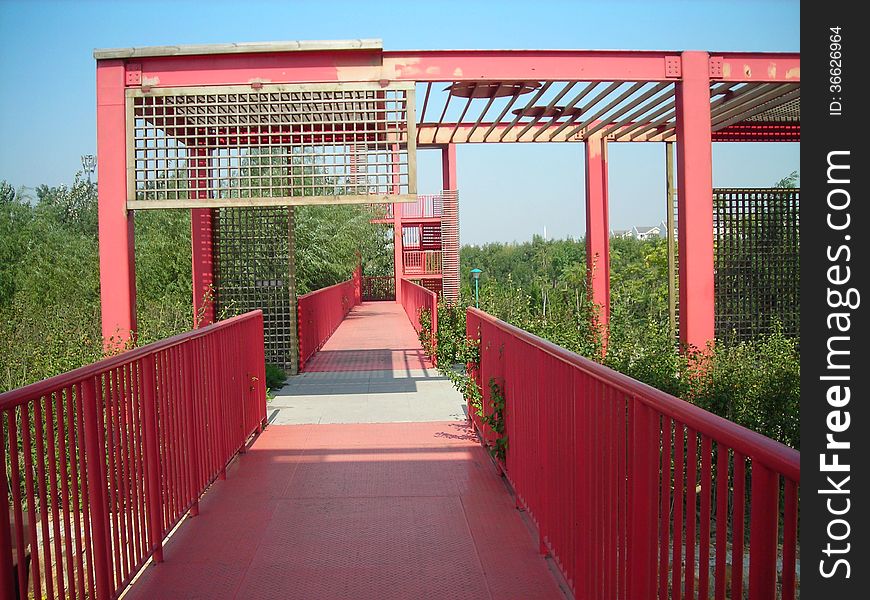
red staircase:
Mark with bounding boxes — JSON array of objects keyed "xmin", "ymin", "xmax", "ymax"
[{"xmin": 372, "ymin": 194, "xmax": 459, "ymax": 300}]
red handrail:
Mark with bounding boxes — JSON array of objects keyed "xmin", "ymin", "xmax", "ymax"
[
  {"xmin": 403, "ymin": 250, "xmax": 442, "ymax": 275},
  {"xmin": 297, "ymin": 269, "xmax": 360, "ymax": 372},
  {"xmin": 467, "ymin": 307, "xmax": 799, "ymax": 600},
  {"xmin": 399, "ymin": 279, "xmax": 438, "ymax": 345},
  {"xmin": 0, "ymin": 311, "xmax": 267, "ymax": 600}
]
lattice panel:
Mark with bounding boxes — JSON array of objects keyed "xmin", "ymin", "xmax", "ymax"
[
  {"xmin": 713, "ymin": 188, "xmax": 800, "ymax": 340},
  {"xmin": 214, "ymin": 207, "xmax": 296, "ymax": 370},
  {"xmin": 746, "ymin": 97, "xmax": 800, "ymax": 122},
  {"xmin": 127, "ymin": 83, "xmax": 416, "ymax": 208},
  {"xmin": 440, "ymin": 190, "xmax": 460, "ymax": 302}
]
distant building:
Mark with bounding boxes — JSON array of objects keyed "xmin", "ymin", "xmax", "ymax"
[
  {"xmin": 610, "ymin": 224, "xmax": 668, "ymax": 240},
  {"xmin": 633, "ymin": 225, "xmax": 663, "ymax": 240}
]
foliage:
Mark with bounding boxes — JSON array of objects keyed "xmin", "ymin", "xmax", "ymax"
[
  {"xmin": 0, "ymin": 169, "xmax": 387, "ymax": 393},
  {"xmin": 456, "ymin": 218, "xmax": 800, "ymax": 449},
  {"xmin": 265, "ymin": 363, "xmax": 288, "ymax": 390},
  {"xmin": 482, "ymin": 378, "xmax": 507, "ymax": 461},
  {"xmin": 418, "ymin": 300, "xmax": 483, "ymax": 416},
  {"xmin": 295, "ymin": 205, "xmax": 391, "ymax": 293},
  {"xmin": 714, "ymin": 171, "xmax": 800, "ymax": 338},
  {"xmin": 1, "ymin": 175, "xmax": 105, "ymax": 391}
]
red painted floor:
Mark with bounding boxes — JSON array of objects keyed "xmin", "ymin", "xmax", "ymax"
[
  {"xmin": 124, "ymin": 422, "xmax": 565, "ymax": 599},
  {"xmin": 304, "ymin": 302, "xmax": 432, "ymax": 372}
]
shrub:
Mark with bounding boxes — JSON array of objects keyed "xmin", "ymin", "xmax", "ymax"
[{"xmin": 265, "ymin": 363, "xmax": 288, "ymax": 390}]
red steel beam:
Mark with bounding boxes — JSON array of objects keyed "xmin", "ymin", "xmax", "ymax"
[
  {"xmin": 675, "ymin": 52, "xmax": 715, "ymax": 349},
  {"xmin": 714, "ymin": 53, "xmax": 800, "ymax": 83},
  {"xmin": 122, "ymin": 50, "xmax": 678, "ymax": 88},
  {"xmin": 97, "ymin": 60, "xmax": 138, "ymax": 347},
  {"xmin": 106, "ymin": 48, "xmax": 799, "ymax": 89}
]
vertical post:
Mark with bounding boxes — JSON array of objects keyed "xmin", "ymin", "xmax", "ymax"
[
  {"xmin": 353, "ymin": 260, "xmax": 362, "ymax": 305},
  {"xmin": 97, "ymin": 60, "xmax": 137, "ymax": 347},
  {"xmin": 675, "ymin": 51, "xmax": 715, "ymax": 349},
  {"xmin": 584, "ymin": 134, "xmax": 610, "ymax": 333},
  {"xmin": 627, "ymin": 403, "xmax": 658, "ymax": 599},
  {"xmin": 287, "ymin": 206, "xmax": 299, "ymax": 375},
  {"xmin": 182, "ymin": 347, "xmax": 199, "ymax": 517},
  {"xmin": 392, "ymin": 143, "xmax": 404, "ymax": 300},
  {"xmin": 140, "ymin": 355, "xmax": 164, "ymax": 563},
  {"xmin": 441, "ymin": 144, "xmax": 460, "ymax": 302},
  {"xmin": 81, "ymin": 376, "xmax": 113, "ymax": 598},
  {"xmin": 665, "ymin": 141, "xmax": 677, "ymax": 339},
  {"xmin": 748, "ymin": 464, "xmax": 779, "ymax": 599},
  {"xmin": 191, "ymin": 146, "xmax": 214, "ymax": 327}
]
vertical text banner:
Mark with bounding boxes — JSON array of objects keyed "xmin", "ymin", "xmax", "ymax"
[{"xmin": 802, "ymin": 4, "xmax": 868, "ymax": 597}]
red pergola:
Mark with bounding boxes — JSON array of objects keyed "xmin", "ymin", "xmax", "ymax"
[{"xmin": 94, "ymin": 39, "xmax": 799, "ymax": 350}]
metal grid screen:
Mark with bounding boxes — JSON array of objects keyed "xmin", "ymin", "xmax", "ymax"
[
  {"xmin": 713, "ymin": 188, "xmax": 800, "ymax": 340},
  {"xmin": 213, "ymin": 207, "xmax": 296, "ymax": 369},
  {"xmin": 127, "ymin": 82, "xmax": 416, "ymax": 208}
]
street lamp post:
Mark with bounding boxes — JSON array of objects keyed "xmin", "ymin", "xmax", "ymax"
[{"xmin": 470, "ymin": 268, "xmax": 482, "ymax": 308}]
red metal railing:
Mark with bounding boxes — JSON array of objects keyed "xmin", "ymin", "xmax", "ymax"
[
  {"xmin": 467, "ymin": 308, "xmax": 799, "ymax": 600},
  {"xmin": 369, "ymin": 195, "xmax": 443, "ymax": 221},
  {"xmin": 297, "ymin": 269, "xmax": 361, "ymax": 371},
  {"xmin": 403, "ymin": 250, "xmax": 442, "ymax": 275},
  {"xmin": 399, "ymin": 279, "xmax": 438, "ymax": 344},
  {"xmin": 0, "ymin": 311, "xmax": 267, "ymax": 600},
  {"xmin": 402, "ymin": 194, "xmax": 443, "ymax": 219}
]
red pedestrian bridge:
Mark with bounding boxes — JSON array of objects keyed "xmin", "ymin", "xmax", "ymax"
[{"xmin": 1, "ymin": 279, "xmax": 799, "ymax": 600}]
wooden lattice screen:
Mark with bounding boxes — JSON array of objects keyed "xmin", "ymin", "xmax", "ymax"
[
  {"xmin": 213, "ymin": 207, "xmax": 297, "ymax": 371},
  {"xmin": 713, "ymin": 188, "xmax": 800, "ymax": 340},
  {"xmin": 126, "ymin": 82, "xmax": 416, "ymax": 209}
]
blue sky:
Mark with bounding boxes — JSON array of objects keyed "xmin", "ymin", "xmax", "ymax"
[{"xmin": 0, "ymin": 0, "xmax": 799, "ymax": 243}]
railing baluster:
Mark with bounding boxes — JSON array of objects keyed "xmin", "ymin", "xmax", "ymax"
[
  {"xmin": 748, "ymin": 464, "xmax": 778, "ymax": 599},
  {"xmin": 140, "ymin": 354, "xmax": 164, "ymax": 564},
  {"xmin": 0, "ymin": 413, "xmax": 16, "ymax": 599},
  {"xmin": 732, "ymin": 453, "xmax": 746, "ymax": 598},
  {"xmin": 32, "ymin": 396, "xmax": 56, "ymax": 599},
  {"xmin": 81, "ymin": 376, "xmax": 112, "ymax": 600}
]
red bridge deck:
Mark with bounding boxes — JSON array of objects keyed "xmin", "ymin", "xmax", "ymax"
[
  {"xmin": 304, "ymin": 302, "xmax": 432, "ymax": 372},
  {"xmin": 124, "ymin": 304, "xmax": 565, "ymax": 599}
]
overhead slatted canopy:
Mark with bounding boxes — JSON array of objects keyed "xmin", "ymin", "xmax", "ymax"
[{"xmin": 414, "ymin": 79, "xmax": 799, "ymax": 145}]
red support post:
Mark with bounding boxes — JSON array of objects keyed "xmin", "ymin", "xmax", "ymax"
[
  {"xmin": 584, "ymin": 135, "xmax": 610, "ymax": 334},
  {"xmin": 97, "ymin": 60, "xmax": 137, "ymax": 347},
  {"xmin": 675, "ymin": 51, "xmax": 715, "ymax": 350},
  {"xmin": 392, "ymin": 144, "xmax": 404, "ymax": 299},
  {"xmin": 352, "ymin": 262, "xmax": 362, "ymax": 305},
  {"xmin": 191, "ymin": 146, "xmax": 214, "ymax": 327}
]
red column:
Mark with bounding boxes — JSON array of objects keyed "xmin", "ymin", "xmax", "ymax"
[
  {"xmin": 97, "ymin": 60, "xmax": 137, "ymax": 347},
  {"xmin": 675, "ymin": 51, "xmax": 715, "ymax": 349},
  {"xmin": 191, "ymin": 146, "xmax": 214, "ymax": 327},
  {"xmin": 441, "ymin": 144, "xmax": 460, "ymax": 302},
  {"xmin": 584, "ymin": 135, "xmax": 610, "ymax": 331},
  {"xmin": 393, "ymin": 144, "xmax": 404, "ymax": 300}
]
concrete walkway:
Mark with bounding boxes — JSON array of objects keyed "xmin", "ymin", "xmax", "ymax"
[{"xmin": 272, "ymin": 302, "xmax": 465, "ymax": 425}]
